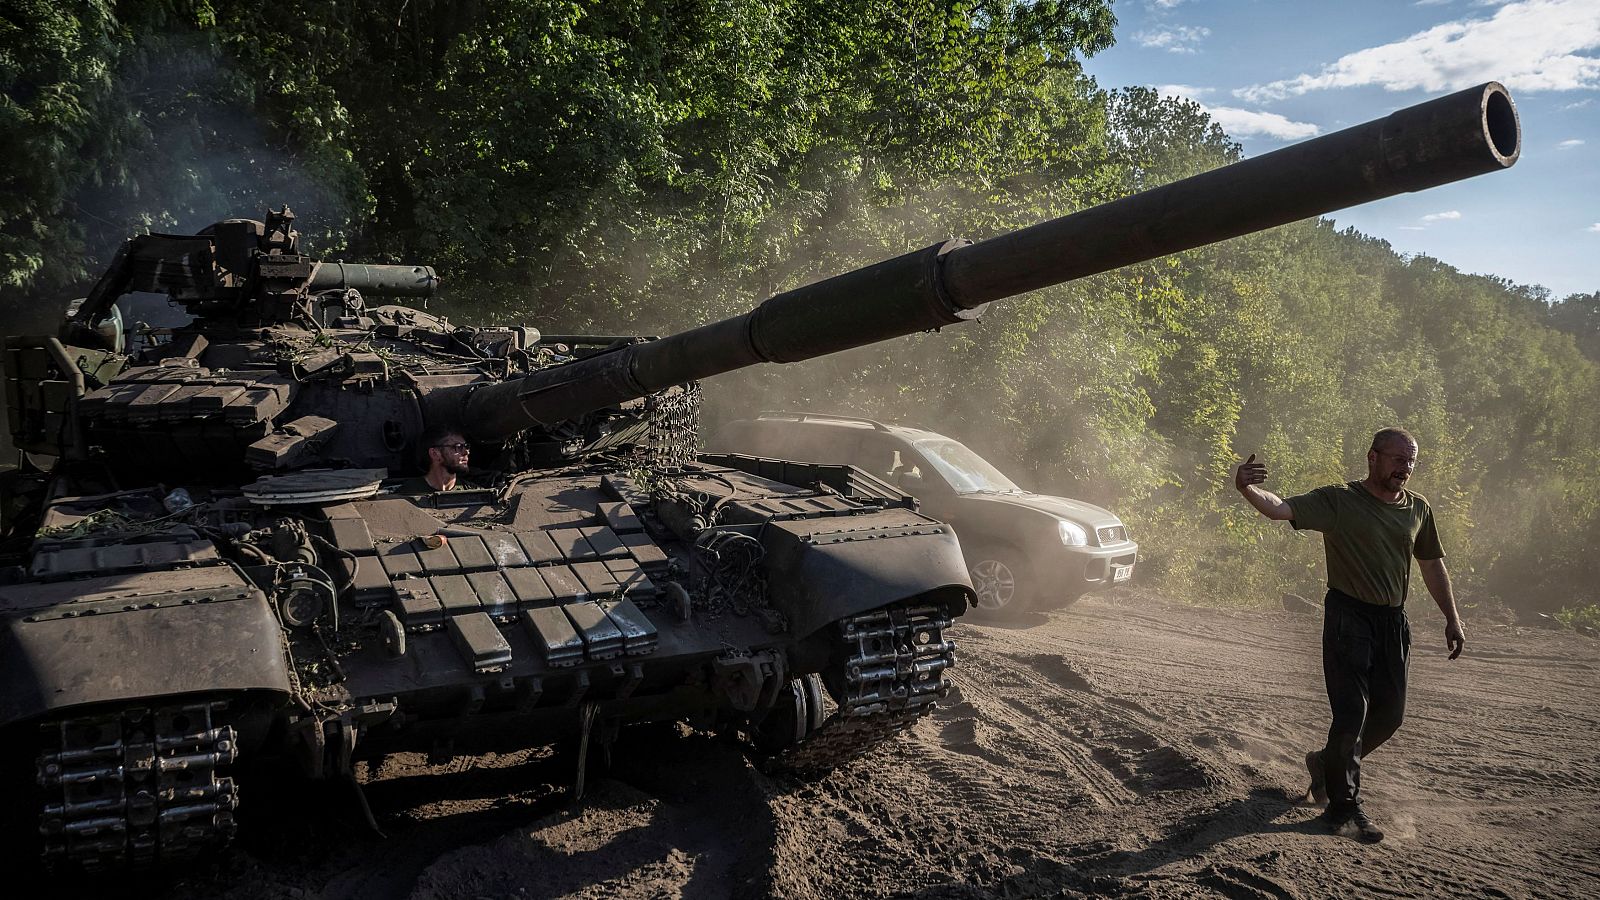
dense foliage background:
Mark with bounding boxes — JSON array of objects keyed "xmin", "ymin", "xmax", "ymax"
[{"xmin": 3, "ymin": 0, "xmax": 1596, "ymax": 620}]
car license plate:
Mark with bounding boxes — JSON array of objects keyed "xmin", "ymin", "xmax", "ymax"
[{"xmin": 1112, "ymin": 564, "xmax": 1133, "ymax": 582}]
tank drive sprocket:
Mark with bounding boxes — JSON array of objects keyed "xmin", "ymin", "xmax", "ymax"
[{"xmin": 34, "ymin": 700, "xmax": 239, "ymax": 871}]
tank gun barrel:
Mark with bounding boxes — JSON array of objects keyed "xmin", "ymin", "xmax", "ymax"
[{"xmin": 456, "ymin": 82, "xmax": 1520, "ymax": 441}]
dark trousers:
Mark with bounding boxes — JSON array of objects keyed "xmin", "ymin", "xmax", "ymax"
[{"xmin": 1321, "ymin": 588, "xmax": 1410, "ymax": 812}]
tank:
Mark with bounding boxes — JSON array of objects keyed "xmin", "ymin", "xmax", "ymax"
[{"xmin": 0, "ymin": 82, "xmax": 1519, "ymax": 872}]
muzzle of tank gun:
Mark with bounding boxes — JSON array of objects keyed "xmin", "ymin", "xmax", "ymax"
[
  {"xmin": 454, "ymin": 82, "xmax": 1519, "ymax": 441},
  {"xmin": 309, "ymin": 262, "xmax": 440, "ymax": 299}
]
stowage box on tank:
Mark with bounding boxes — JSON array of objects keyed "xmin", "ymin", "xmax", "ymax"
[{"xmin": 0, "ymin": 83, "xmax": 1519, "ymax": 872}]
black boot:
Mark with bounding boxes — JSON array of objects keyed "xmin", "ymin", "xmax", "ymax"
[{"xmin": 1322, "ymin": 804, "xmax": 1384, "ymax": 843}]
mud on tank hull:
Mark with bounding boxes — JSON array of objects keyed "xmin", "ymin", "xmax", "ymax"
[{"xmin": 0, "ymin": 456, "xmax": 970, "ymax": 873}]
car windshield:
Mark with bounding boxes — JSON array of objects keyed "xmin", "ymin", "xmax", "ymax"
[{"xmin": 912, "ymin": 438, "xmax": 1021, "ymax": 494}]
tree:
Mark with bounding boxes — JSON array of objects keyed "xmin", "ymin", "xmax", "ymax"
[{"xmin": 1548, "ymin": 291, "xmax": 1600, "ymax": 361}]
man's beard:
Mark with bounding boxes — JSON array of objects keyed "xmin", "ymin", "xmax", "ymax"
[{"xmin": 443, "ymin": 458, "xmax": 471, "ymax": 476}]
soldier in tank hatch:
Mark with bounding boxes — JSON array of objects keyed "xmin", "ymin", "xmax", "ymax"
[
  {"xmin": 1233, "ymin": 427, "xmax": 1466, "ymax": 843},
  {"xmin": 403, "ymin": 423, "xmax": 481, "ymax": 493}
]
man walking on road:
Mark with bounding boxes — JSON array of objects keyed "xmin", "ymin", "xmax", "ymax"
[{"xmin": 1234, "ymin": 427, "xmax": 1466, "ymax": 843}]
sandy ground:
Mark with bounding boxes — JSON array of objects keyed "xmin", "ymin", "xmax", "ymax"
[{"xmin": 159, "ymin": 591, "xmax": 1599, "ymax": 900}]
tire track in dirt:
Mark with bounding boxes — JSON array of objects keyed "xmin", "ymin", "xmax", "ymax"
[
  {"xmin": 950, "ymin": 630, "xmax": 1227, "ymax": 801},
  {"xmin": 935, "ymin": 667, "xmax": 1142, "ymax": 808},
  {"xmin": 1193, "ymin": 861, "xmax": 1302, "ymax": 900}
]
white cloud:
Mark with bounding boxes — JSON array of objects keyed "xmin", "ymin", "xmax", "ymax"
[
  {"xmin": 1415, "ymin": 0, "xmax": 1455, "ymax": 6},
  {"xmin": 1562, "ymin": 97, "xmax": 1595, "ymax": 109},
  {"xmin": 1150, "ymin": 0, "xmax": 1194, "ymax": 8},
  {"xmin": 1155, "ymin": 83, "xmax": 1212, "ymax": 100},
  {"xmin": 1421, "ymin": 210, "xmax": 1464, "ymax": 223},
  {"xmin": 1205, "ymin": 107, "xmax": 1322, "ymax": 140},
  {"xmin": 1237, "ymin": 0, "xmax": 1600, "ymax": 102},
  {"xmin": 1588, "ymin": 223, "xmax": 1600, "ymax": 232},
  {"xmin": 1153, "ymin": 84, "xmax": 1320, "ymax": 140},
  {"xmin": 1558, "ymin": 138, "xmax": 1587, "ymax": 148},
  {"xmin": 1136, "ymin": 26, "xmax": 1212, "ymax": 54}
]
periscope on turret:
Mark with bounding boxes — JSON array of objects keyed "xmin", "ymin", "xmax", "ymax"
[{"xmin": 0, "ymin": 83, "xmax": 1518, "ymax": 874}]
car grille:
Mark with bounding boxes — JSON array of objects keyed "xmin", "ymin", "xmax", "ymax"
[{"xmin": 1096, "ymin": 525, "xmax": 1127, "ymax": 545}]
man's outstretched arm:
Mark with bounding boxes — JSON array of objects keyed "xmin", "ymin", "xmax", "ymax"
[
  {"xmin": 1235, "ymin": 454, "xmax": 1294, "ymax": 521},
  {"xmin": 1418, "ymin": 557, "xmax": 1466, "ymax": 660}
]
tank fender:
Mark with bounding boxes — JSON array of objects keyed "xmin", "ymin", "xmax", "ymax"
[
  {"xmin": 757, "ymin": 516, "xmax": 973, "ymax": 639},
  {"xmin": 0, "ymin": 586, "xmax": 293, "ymax": 729}
]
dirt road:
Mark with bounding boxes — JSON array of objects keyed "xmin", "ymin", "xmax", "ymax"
[{"xmin": 170, "ymin": 592, "xmax": 1600, "ymax": 900}]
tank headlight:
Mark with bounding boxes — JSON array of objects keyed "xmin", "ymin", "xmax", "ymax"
[{"xmin": 1058, "ymin": 519, "xmax": 1088, "ymax": 547}]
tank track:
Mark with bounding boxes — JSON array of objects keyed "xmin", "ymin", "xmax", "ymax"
[
  {"xmin": 767, "ymin": 601, "xmax": 957, "ymax": 773},
  {"xmin": 35, "ymin": 700, "xmax": 239, "ymax": 871}
]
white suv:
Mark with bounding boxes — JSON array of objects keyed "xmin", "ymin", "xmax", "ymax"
[{"xmin": 707, "ymin": 413, "xmax": 1137, "ymax": 612}]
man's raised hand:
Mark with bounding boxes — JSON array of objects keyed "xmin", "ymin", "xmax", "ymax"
[{"xmin": 1235, "ymin": 453, "xmax": 1269, "ymax": 492}]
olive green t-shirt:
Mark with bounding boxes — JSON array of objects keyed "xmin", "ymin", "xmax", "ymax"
[{"xmin": 1287, "ymin": 481, "xmax": 1444, "ymax": 608}]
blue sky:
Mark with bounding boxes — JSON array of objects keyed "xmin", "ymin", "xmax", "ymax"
[{"xmin": 1080, "ymin": 0, "xmax": 1600, "ymax": 300}]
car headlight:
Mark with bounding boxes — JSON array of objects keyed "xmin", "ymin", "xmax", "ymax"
[{"xmin": 1058, "ymin": 519, "xmax": 1088, "ymax": 547}]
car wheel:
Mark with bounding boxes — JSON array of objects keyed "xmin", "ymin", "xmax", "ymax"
[{"xmin": 969, "ymin": 549, "xmax": 1029, "ymax": 612}]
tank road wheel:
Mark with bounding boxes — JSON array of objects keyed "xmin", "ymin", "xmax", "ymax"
[
  {"xmin": 969, "ymin": 547, "xmax": 1030, "ymax": 614},
  {"xmin": 750, "ymin": 674, "xmax": 828, "ymax": 761}
]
